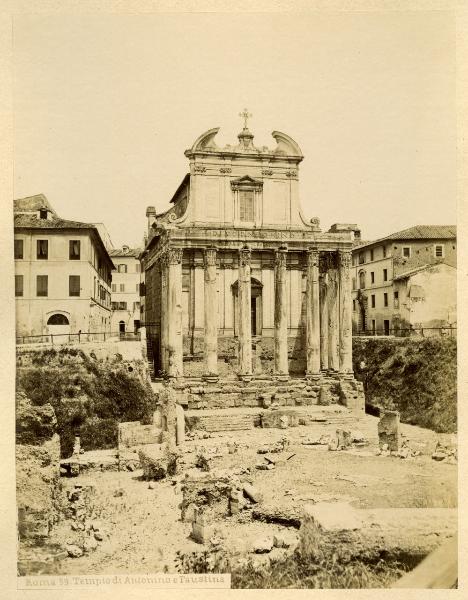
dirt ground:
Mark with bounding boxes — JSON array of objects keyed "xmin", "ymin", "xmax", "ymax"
[{"xmin": 31, "ymin": 414, "xmax": 457, "ymax": 576}]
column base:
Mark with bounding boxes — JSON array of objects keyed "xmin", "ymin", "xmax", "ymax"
[
  {"xmin": 203, "ymin": 374, "xmax": 219, "ymax": 383},
  {"xmin": 239, "ymin": 374, "xmax": 253, "ymax": 382},
  {"xmin": 338, "ymin": 370, "xmax": 354, "ymax": 379},
  {"xmin": 272, "ymin": 374, "xmax": 289, "ymax": 382},
  {"xmin": 305, "ymin": 372, "xmax": 321, "ymax": 382}
]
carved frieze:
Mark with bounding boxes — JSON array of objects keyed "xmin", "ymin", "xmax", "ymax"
[
  {"xmin": 285, "ymin": 169, "xmax": 297, "ymax": 178},
  {"xmin": 262, "ymin": 169, "xmax": 273, "ymax": 176},
  {"xmin": 194, "ymin": 165, "xmax": 206, "ymax": 173},
  {"xmin": 219, "ymin": 167, "xmax": 232, "ymax": 174}
]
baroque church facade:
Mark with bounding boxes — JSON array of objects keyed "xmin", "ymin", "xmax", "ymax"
[{"xmin": 141, "ymin": 115, "xmax": 364, "ymax": 412}]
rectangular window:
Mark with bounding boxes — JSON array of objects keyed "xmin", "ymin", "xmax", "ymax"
[
  {"xmin": 135, "ymin": 263, "xmax": 140, "ymax": 273},
  {"xmin": 14, "ymin": 239, "xmax": 23, "ymax": 259},
  {"xmin": 139, "ymin": 282, "xmax": 146, "ymax": 296},
  {"xmin": 370, "ymin": 272, "xmax": 375, "ymax": 284},
  {"xmin": 36, "ymin": 275, "xmax": 48, "ymax": 297},
  {"xmin": 69, "ymin": 275, "xmax": 80, "ymax": 297},
  {"xmin": 69, "ymin": 240, "xmax": 81, "ymax": 260},
  {"xmin": 434, "ymin": 244, "xmax": 444, "ymax": 258},
  {"xmin": 118, "ymin": 264, "xmax": 127, "ymax": 273},
  {"xmin": 352, "ymin": 277, "xmax": 356, "ymax": 290},
  {"xmin": 370, "ymin": 249, "xmax": 374, "ymax": 261},
  {"xmin": 394, "ymin": 291, "xmax": 399, "ymax": 309},
  {"xmin": 402, "ymin": 246, "xmax": 411, "ymax": 258},
  {"xmin": 39, "ymin": 209, "xmax": 48, "ymax": 220},
  {"xmin": 382, "ymin": 245, "xmax": 387, "ymax": 258},
  {"xmin": 118, "ymin": 301, "xmax": 127, "ymax": 310},
  {"xmin": 239, "ymin": 190, "xmax": 255, "ymax": 222},
  {"xmin": 112, "ymin": 284, "xmax": 116, "ymax": 292},
  {"xmin": 384, "ymin": 292, "xmax": 388, "ymax": 307},
  {"xmin": 352, "ymin": 299, "xmax": 356, "ymax": 312},
  {"xmin": 112, "ymin": 302, "xmax": 119, "ymax": 310},
  {"xmin": 120, "ymin": 283, "xmax": 125, "ymax": 292},
  {"xmin": 15, "ymin": 275, "xmax": 23, "ymax": 297},
  {"xmin": 383, "ymin": 268, "xmax": 388, "ymax": 281},
  {"xmin": 133, "ymin": 301, "xmax": 140, "ymax": 311},
  {"xmin": 358, "ymin": 252, "xmax": 364, "ymax": 265},
  {"xmin": 37, "ymin": 240, "xmax": 48, "ymax": 260},
  {"xmin": 136, "ymin": 283, "xmax": 140, "ymax": 293},
  {"xmin": 371, "ymin": 294, "xmax": 375, "ymax": 308}
]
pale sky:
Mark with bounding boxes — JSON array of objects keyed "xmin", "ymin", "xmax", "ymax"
[{"xmin": 13, "ymin": 11, "xmax": 456, "ymax": 248}]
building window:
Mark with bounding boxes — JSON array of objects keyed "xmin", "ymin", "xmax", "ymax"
[
  {"xmin": 135, "ymin": 263, "xmax": 140, "ymax": 273},
  {"xmin": 112, "ymin": 284, "xmax": 116, "ymax": 292},
  {"xmin": 359, "ymin": 271, "xmax": 365, "ymax": 289},
  {"xmin": 36, "ymin": 275, "xmax": 48, "ymax": 297},
  {"xmin": 120, "ymin": 284, "xmax": 125, "ymax": 292},
  {"xmin": 69, "ymin": 275, "xmax": 80, "ymax": 297},
  {"xmin": 394, "ymin": 291, "xmax": 399, "ymax": 309},
  {"xmin": 358, "ymin": 252, "xmax": 364, "ymax": 265},
  {"xmin": 370, "ymin": 249, "xmax": 374, "ymax": 261},
  {"xmin": 112, "ymin": 302, "xmax": 119, "ymax": 310},
  {"xmin": 384, "ymin": 292, "xmax": 388, "ymax": 307},
  {"xmin": 37, "ymin": 240, "xmax": 48, "ymax": 260},
  {"xmin": 383, "ymin": 268, "xmax": 388, "ymax": 281},
  {"xmin": 133, "ymin": 301, "xmax": 140, "ymax": 311},
  {"xmin": 402, "ymin": 246, "xmax": 411, "ymax": 258},
  {"xmin": 239, "ymin": 191, "xmax": 255, "ymax": 222},
  {"xmin": 370, "ymin": 272, "xmax": 375, "ymax": 284},
  {"xmin": 383, "ymin": 245, "xmax": 387, "ymax": 258},
  {"xmin": 352, "ymin": 299, "xmax": 356, "ymax": 312},
  {"xmin": 139, "ymin": 282, "xmax": 146, "ymax": 296},
  {"xmin": 14, "ymin": 239, "xmax": 24, "ymax": 259},
  {"xmin": 371, "ymin": 294, "xmax": 375, "ymax": 308},
  {"xmin": 39, "ymin": 209, "xmax": 48, "ymax": 219},
  {"xmin": 352, "ymin": 277, "xmax": 356, "ymax": 290},
  {"xmin": 434, "ymin": 244, "xmax": 444, "ymax": 258},
  {"xmin": 69, "ymin": 240, "xmax": 81, "ymax": 260},
  {"xmin": 118, "ymin": 264, "xmax": 127, "ymax": 273},
  {"xmin": 136, "ymin": 283, "xmax": 140, "ymax": 293},
  {"xmin": 118, "ymin": 301, "xmax": 127, "ymax": 310},
  {"xmin": 15, "ymin": 275, "xmax": 23, "ymax": 296}
]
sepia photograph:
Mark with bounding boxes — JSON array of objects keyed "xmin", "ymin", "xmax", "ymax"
[{"xmin": 4, "ymin": 3, "xmax": 463, "ymax": 594}]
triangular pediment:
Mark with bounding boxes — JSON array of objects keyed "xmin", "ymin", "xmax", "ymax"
[{"xmin": 230, "ymin": 175, "xmax": 263, "ymax": 190}]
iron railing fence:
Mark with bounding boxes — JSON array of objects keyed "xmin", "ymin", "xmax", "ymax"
[
  {"xmin": 16, "ymin": 330, "xmax": 141, "ymax": 345},
  {"xmin": 353, "ymin": 326, "xmax": 456, "ymax": 338}
]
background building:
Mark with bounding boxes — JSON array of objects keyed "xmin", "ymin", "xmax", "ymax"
[
  {"xmin": 351, "ymin": 225, "xmax": 456, "ymax": 334},
  {"xmin": 14, "ymin": 194, "xmax": 114, "ymax": 340},
  {"xmin": 109, "ymin": 246, "xmax": 142, "ymax": 335}
]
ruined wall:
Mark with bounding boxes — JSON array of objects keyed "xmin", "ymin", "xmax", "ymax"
[
  {"xmin": 353, "ymin": 337, "xmax": 457, "ymax": 433},
  {"xmin": 16, "ymin": 342, "xmax": 157, "ymax": 457}
]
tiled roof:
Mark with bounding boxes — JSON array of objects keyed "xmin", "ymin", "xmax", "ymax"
[
  {"xmin": 109, "ymin": 248, "xmax": 142, "ymax": 258},
  {"xmin": 394, "ymin": 262, "xmax": 455, "ymax": 281},
  {"xmin": 14, "ymin": 214, "xmax": 95, "ymax": 230},
  {"xmin": 14, "ymin": 194, "xmax": 56, "ymax": 214},
  {"xmin": 354, "ymin": 225, "xmax": 456, "ymax": 250}
]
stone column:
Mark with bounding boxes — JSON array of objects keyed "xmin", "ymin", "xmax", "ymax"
[
  {"xmin": 327, "ymin": 253, "xmax": 339, "ymax": 371},
  {"xmin": 238, "ymin": 247, "xmax": 252, "ymax": 376},
  {"xmin": 305, "ymin": 248, "xmax": 320, "ymax": 375},
  {"xmin": 160, "ymin": 256, "xmax": 168, "ymax": 372},
  {"xmin": 166, "ymin": 247, "xmax": 183, "ymax": 378},
  {"xmin": 274, "ymin": 247, "xmax": 288, "ymax": 376},
  {"xmin": 319, "ymin": 259, "xmax": 329, "ymax": 371},
  {"xmin": 204, "ymin": 248, "xmax": 218, "ymax": 376},
  {"xmin": 338, "ymin": 249, "xmax": 353, "ymax": 374}
]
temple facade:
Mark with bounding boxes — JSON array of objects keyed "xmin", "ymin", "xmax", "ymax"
[{"xmin": 141, "ymin": 116, "xmax": 364, "ymax": 412}]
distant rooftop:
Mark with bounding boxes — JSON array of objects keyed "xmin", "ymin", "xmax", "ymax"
[
  {"xmin": 109, "ymin": 246, "xmax": 141, "ymax": 258},
  {"xmin": 354, "ymin": 225, "xmax": 456, "ymax": 250},
  {"xmin": 14, "ymin": 194, "xmax": 56, "ymax": 215}
]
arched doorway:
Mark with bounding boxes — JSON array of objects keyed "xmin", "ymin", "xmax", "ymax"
[
  {"xmin": 232, "ymin": 278, "xmax": 263, "ymax": 337},
  {"xmin": 47, "ymin": 313, "xmax": 70, "ymax": 339},
  {"xmin": 119, "ymin": 320, "xmax": 126, "ymax": 335}
]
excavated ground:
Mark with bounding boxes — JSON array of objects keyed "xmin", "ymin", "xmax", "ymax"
[{"xmin": 20, "ymin": 414, "xmax": 457, "ymax": 577}]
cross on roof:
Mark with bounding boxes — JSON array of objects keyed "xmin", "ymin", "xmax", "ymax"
[{"xmin": 239, "ymin": 108, "xmax": 252, "ymax": 129}]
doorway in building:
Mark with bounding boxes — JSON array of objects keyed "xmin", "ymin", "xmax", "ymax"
[
  {"xmin": 232, "ymin": 277, "xmax": 263, "ymax": 337},
  {"xmin": 384, "ymin": 320, "xmax": 390, "ymax": 336},
  {"xmin": 47, "ymin": 313, "xmax": 70, "ymax": 341},
  {"xmin": 119, "ymin": 321, "xmax": 126, "ymax": 338},
  {"xmin": 251, "ymin": 298, "xmax": 257, "ymax": 336}
]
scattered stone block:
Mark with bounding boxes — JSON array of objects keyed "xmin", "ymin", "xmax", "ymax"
[
  {"xmin": 66, "ymin": 544, "xmax": 83, "ymax": 558},
  {"xmin": 243, "ymin": 483, "xmax": 263, "ymax": 504},
  {"xmin": 273, "ymin": 531, "xmax": 299, "ymax": 549},
  {"xmin": 253, "ymin": 537, "xmax": 273, "ymax": 553},
  {"xmin": 336, "ymin": 429, "xmax": 352, "ymax": 449},
  {"xmin": 378, "ymin": 410, "xmax": 401, "ymax": 451},
  {"xmin": 139, "ymin": 444, "xmax": 178, "ymax": 480}
]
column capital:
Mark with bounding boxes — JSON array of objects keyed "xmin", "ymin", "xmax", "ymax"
[
  {"xmin": 306, "ymin": 247, "xmax": 319, "ymax": 267},
  {"xmin": 338, "ymin": 249, "xmax": 352, "ymax": 269},
  {"xmin": 204, "ymin": 247, "xmax": 217, "ymax": 267},
  {"xmin": 167, "ymin": 247, "xmax": 183, "ymax": 265},
  {"xmin": 275, "ymin": 247, "xmax": 288, "ymax": 268},
  {"xmin": 239, "ymin": 246, "xmax": 251, "ymax": 267}
]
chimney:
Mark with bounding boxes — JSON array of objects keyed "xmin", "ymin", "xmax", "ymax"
[{"xmin": 146, "ymin": 206, "xmax": 157, "ymax": 234}]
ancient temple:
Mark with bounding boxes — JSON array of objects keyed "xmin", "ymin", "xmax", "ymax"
[{"xmin": 141, "ymin": 113, "xmax": 364, "ymax": 413}]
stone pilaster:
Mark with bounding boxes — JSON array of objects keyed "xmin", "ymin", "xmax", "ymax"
[
  {"xmin": 274, "ymin": 247, "xmax": 288, "ymax": 375},
  {"xmin": 238, "ymin": 247, "xmax": 252, "ymax": 376},
  {"xmin": 160, "ymin": 255, "xmax": 168, "ymax": 372},
  {"xmin": 204, "ymin": 248, "xmax": 218, "ymax": 376},
  {"xmin": 166, "ymin": 247, "xmax": 183, "ymax": 378},
  {"xmin": 327, "ymin": 253, "xmax": 339, "ymax": 371},
  {"xmin": 305, "ymin": 247, "xmax": 320, "ymax": 376},
  {"xmin": 338, "ymin": 249, "xmax": 353, "ymax": 374}
]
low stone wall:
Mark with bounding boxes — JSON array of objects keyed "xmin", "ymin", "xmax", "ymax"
[{"xmin": 118, "ymin": 421, "xmax": 163, "ymax": 449}]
